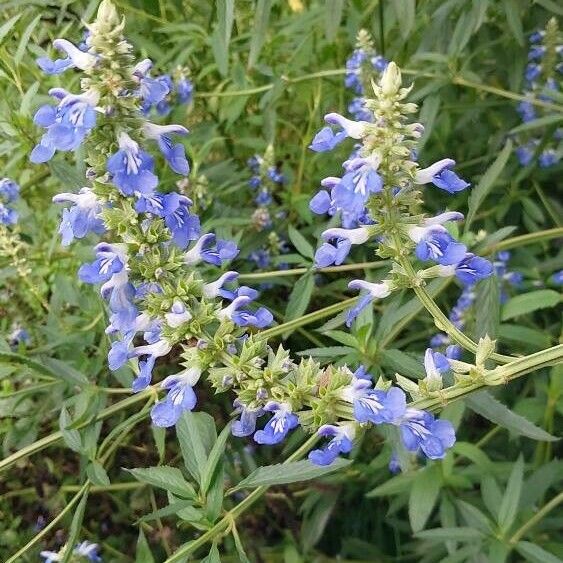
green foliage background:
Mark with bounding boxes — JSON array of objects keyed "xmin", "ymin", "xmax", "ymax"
[{"xmin": 0, "ymin": 0, "xmax": 561, "ymax": 561}]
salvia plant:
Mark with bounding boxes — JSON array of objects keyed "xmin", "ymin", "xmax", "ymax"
[{"xmin": 0, "ymin": 1, "xmax": 562, "ymax": 562}]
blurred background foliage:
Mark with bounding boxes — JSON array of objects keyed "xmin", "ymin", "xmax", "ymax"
[{"xmin": 0, "ymin": 0, "xmax": 561, "ymax": 561}]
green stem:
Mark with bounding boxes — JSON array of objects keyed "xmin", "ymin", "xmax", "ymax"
[
  {"xmin": 480, "ymin": 227, "xmax": 563, "ymax": 254},
  {"xmin": 5, "ymin": 482, "xmax": 91, "ymax": 563},
  {"xmin": 413, "ymin": 344, "xmax": 563, "ymax": 411},
  {"xmin": 398, "ymin": 256, "xmax": 513, "ymax": 364},
  {"xmin": 509, "ymin": 490, "xmax": 563, "ymax": 545},
  {"xmin": 452, "ymin": 76, "xmax": 563, "ymax": 113},
  {"xmin": 238, "ymin": 260, "xmax": 389, "ymax": 281},
  {"xmin": 163, "ymin": 434, "xmax": 318, "ymax": 562},
  {"xmin": 0, "ymin": 388, "xmax": 153, "ymax": 474},
  {"xmin": 259, "ymin": 298, "xmax": 356, "ymax": 339}
]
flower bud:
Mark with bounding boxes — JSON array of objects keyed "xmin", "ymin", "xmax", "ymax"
[{"xmin": 381, "ymin": 61, "xmax": 402, "ymax": 96}]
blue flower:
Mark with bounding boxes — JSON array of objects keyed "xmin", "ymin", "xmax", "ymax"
[
  {"xmin": 394, "ymin": 408, "xmax": 456, "ymax": 460},
  {"xmin": 438, "ymin": 253, "xmax": 493, "ymax": 285},
  {"xmin": 151, "ymin": 367, "xmax": 201, "ymax": 427},
  {"xmin": 415, "ymin": 159, "xmax": 470, "ymax": 193},
  {"xmin": 0, "ymin": 178, "xmax": 20, "ymax": 203},
  {"xmin": 131, "ymin": 336, "xmax": 172, "ymax": 391},
  {"xmin": 342, "ymin": 375, "xmax": 406, "ymax": 425},
  {"xmin": 539, "ymin": 149, "xmax": 557, "ymax": 168},
  {"xmin": 107, "ymin": 132, "xmax": 158, "ymax": 196},
  {"xmin": 552, "ymin": 270, "xmax": 563, "ymax": 285},
  {"xmin": 162, "ymin": 194, "xmax": 200, "ymax": 249},
  {"xmin": 184, "ymin": 233, "xmax": 239, "ymax": 266},
  {"xmin": 218, "ymin": 296, "xmax": 273, "ymax": 328},
  {"xmin": 346, "ymin": 279, "xmax": 392, "ymax": 326},
  {"xmin": 314, "ymin": 227, "xmax": 370, "ymax": 268},
  {"xmin": 517, "ymin": 100, "xmax": 536, "ymax": 122},
  {"xmin": 525, "ymin": 63, "xmax": 541, "ymax": 82},
  {"xmin": 202, "ymin": 271, "xmax": 239, "ymax": 299},
  {"xmin": 52, "ymin": 187, "xmax": 104, "ymax": 246},
  {"xmin": 30, "ymin": 89, "xmax": 98, "ymax": 163},
  {"xmin": 309, "ymin": 126, "xmax": 347, "ymax": 152},
  {"xmin": 177, "ymin": 77, "xmax": 194, "ymax": 104},
  {"xmin": 0, "ymin": 203, "xmax": 17, "ymax": 225},
  {"xmin": 143, "ymin": 123, "xmax": 190, "ymax": 175},
  {"xmin": 254, "ymin": 402, "xmax": 299, "ymax": 445},
  {"xmin": 515, "ymin": 144, "xmax": 535, "ymax": 166},
  {"xmin": 249, "ymin": 248, "xmax": 271, "ymax": 269},
  {"xmin": 232, "ymin": 401, "xmax": 264, "ymax": 437},
  {"xmin": 78, "ymin": 243, "xmax": 125, "ymax": 285},
  {"xmin": 345, "ymin": 48, "xmax": 367, "ymax": 94},
  {"xmin": 133, "ymin": 59, "xmax": 170, "ymax": 106},
  {"xmin": 309, "ymin": 113, "xmax": 368, "ymax": 152},
  {"xmin": 408, "ymin": 213, "xmax": 467, "ymax": 266},
  {"xmin": 308, "ymin": 424, "xmax": 355, "ymax": 466},
  {"xmin": 36, "ymin": 38, "xmax": 97, "ymax": 75},
  {"xmin": 74, "ymin": 541, "xmax": 102, "ymax": 562}
]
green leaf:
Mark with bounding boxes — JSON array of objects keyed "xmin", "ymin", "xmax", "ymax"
[
  {"xmin": 498, "ymin": 454, "xmax": 524, "ymax": 531},
  {"xmin": 61, "ymin": 488, "xmax": 90, "ymax": 563},
  {"xmin": 201, "ymin": 422, "xmax": 232, "ymax": 494},
  {"xmin": 498, "ymin": 324, "xmax": 551, "ymax": 349},
  {"xmin": 288, "ymin": 225, "xmax": 314, "ymax": 259},
  {"xmin": 232, "ymin": 458, "xmax": 351, "ymax": 490},
  {"xmin": 502, "ymin": 0, "xmax": 524, "ymax": 46},
  {"xmin": 14, "ymin": 14, "xmax": 41, "ymax": 65},
  {"xmin": 381, "ymin": 349, "xmax": 426, "ymax": 379},
  {"xmin": 284, "ymin": 272, "xmax": 314, "ymax": 324},
  {"xmin": 138, "ymin": 500, "xmax": 201, "ymax": 523},
  {"xmin": 392, "ymin": 0, "xmax": 415, "ymax": 39},
  {"xmin": 201, "ymin": 543, "xmax": 221, "ymax": 563},
  {"xmin": 452, "ymin": 442, "xmax": 493, "ymax": 472},
  {"xmin": 509, "ymin": 114, "xmax": 563, "ymax": 135},
  {"xmin": 409, "ymin": 465, "xmax": 442, "ymax": 532},
  {"xmin": 474, "ymin": 276, "xmax": 500, "ymax": 340},
  {"xmin": 466, "ymin": 140, "xmax": 513, "ymax": 231},
  {"xmin": 0, "ymin": 14, "xmax": 22, "ymax": 47},
  {"xmin": 481, "ymin": 475, "xmax": 503, "ymax": 521},
  {"xmin": 466, "ymin": 391, "xmax": 558, "ymax": 442},
  {"xmin": 366, "ymin": 472, "xmax": 416, "ymax": 497},
  {"xmin": 516, "ymin": 541, "xmax": 562, "ymax": 563},
  {"xmin": 325, "ymin": 0, "xmax": 345, "ymax": 41},
  {"xmin": 248, "ymin": 0, "xmax": 272, "ymax": 69},
  {"xmin": 59, "ymin": 407, "xmax": 83, "ymax": 453},
  {"xmin": 0, "ymin": 350, "xmax": 68, "ymax": 380},
  {"xmin": 49, "ymin": 160, "xmax": 86, "ymax": 191},
  {"xmin": 42, "ymin": 357, "xmax": 89, "ymax": 386},
  {"xmin": 501, "ymin": 290, "xmax": 561, "ymax": 321},
  {"xmin": 455, "ymin": 500, "xmax": 494, "ymax": 534},
  {"xmin": 135, "ymin": 529, "xmax": 155, "ymax": 563},
  {"xmin": 415, "ymin": 527, "xmax": 484, "ymax": 542},
  {"xmin": 86, "ymin": 461, "xmax": 110, "ymax": 487},
  {"xmin": 127, "ymin": 466, "xmax": 196, "ymax": 499},
  {"xmin": 533, "ymin": 0, "xmax": 563, "ymax": 16},
  {"xmin": 176, "ymin": 411, "xmax": 214, "ymax": 485}
]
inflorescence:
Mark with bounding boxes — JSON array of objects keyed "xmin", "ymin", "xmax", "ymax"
[{"xmin": 515, "ymin": 19, "xmax": 562, "ymax": 168}]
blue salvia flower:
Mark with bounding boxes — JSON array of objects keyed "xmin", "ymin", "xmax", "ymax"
[
  {"xmin": 415, "ymin": 158, "xmax": 470, "ymax": 193},
  {"xmin": 143, "ymin": 123, "xmax": 190, "ymax": 176},
  {"xmin": 183, "ymin": 233, "xmax": 239, "ymax": 266},
  {"xmin": 30, "ymin": 89, "xmax": 99, "ymax": 163},
  {"xmin": 232, "ymin": 401, "xmax": 264, "ymax": 437},
  {"xmin": 36, "ymin": 38, "xmax": 97, "ymax": 75},
  {"xmin": 131, "ymin": 334, "xmax": 173, "ymax": 391},
  {"xmin": 407, "ymin": 212, "xmax": 466, "ymax": 266},
  {"xmin": 314, "ymin": 226, "xmax": 371, "ymax": 267},
  {"xmin": 40, "ymin": 540, "xmax": 102, "ymax": 562},
  {"xmin": 254, "ymin": 401, "xmax": 299, "ymax": 445},
  {"xmin": 393, "ymin": 408, "xmax": 456, "ymax": 460},
  {"xmin": 132, "ymin": 59, "xmax": 170, "ymax": 107},
  {"xmin": 106, "ymin": 132, "xmax": 158, "ymax": 196},
  {"xmin": 0, "ymin": 178, "xmax": 19, "ymax": 225},
  {"xmin": 552, "ymin": 270, "xmax": 563, "ymax": 285},
  {"xmin": 308, "ymin": 424, "xmax": 355, "ymax": 466},
  {"xmin": 346, "ymin": 279, "xmax": 392, "ymax": 326},
  {"xmin": 218, "ymin": 295, "xmax": 273, "ymax": 328},
  {"xmin": 151, "ymin": 367, "xmax": 201, "ymax": 427},
  {"xmin": 176, "ymin": 76, "xmax": 194, "ymax": 104},
  {"xmin": 52, "ymin": 187, "xmax": 104, "ymax": 245},
  {"xmin": 437, "ymin": 253, "xmax": 493, "ymax": 285},
  {"xmin": 341, "ymin": 375, "xmax": 406, "ymax": 425},
  {"xmin": 309, "ymin": 113, "xmax": 368, "ymax": 153}
]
